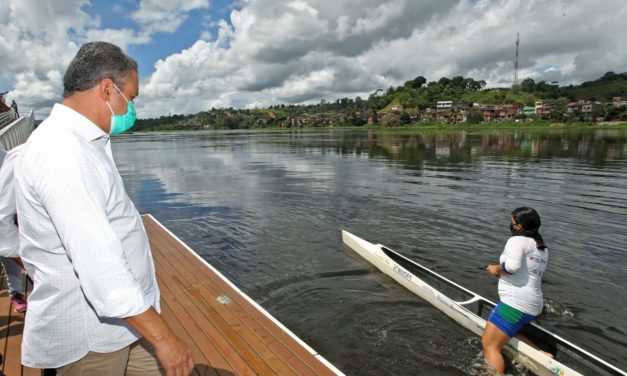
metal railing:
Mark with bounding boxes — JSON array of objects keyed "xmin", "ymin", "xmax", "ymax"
[
  {"xmin": 0, "ymin": 109, "xmax": 35, "ymax": 151},
  {"xmin": 0, "ymin": 109, "xmax": 18, "ymax": 130}
]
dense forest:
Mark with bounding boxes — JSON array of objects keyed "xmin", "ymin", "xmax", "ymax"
[{"xmin": 135, "ymin": 72, "xmax": 627, "ymax": 131}]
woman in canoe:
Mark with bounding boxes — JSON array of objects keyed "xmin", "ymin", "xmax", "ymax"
[{"xmin": 482, "ymin": 207, "xmax": 549, "ymax": 374}]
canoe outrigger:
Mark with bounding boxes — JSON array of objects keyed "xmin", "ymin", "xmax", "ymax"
[{"xmin": 342, "ymin": 230, "xmax": 626, "ymax": 376}]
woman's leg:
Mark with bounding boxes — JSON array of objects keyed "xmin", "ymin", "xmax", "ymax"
[
  {"xmin": 482, "ymin": 321, "xmax": 512, "ymax": 374},
  {"xmin": 1, "ymin": 257, "xmax": 24, "ymax": 296},
  {"xmin": 516, "ymin": 332, "xmax": 554, "ymax": 358}
]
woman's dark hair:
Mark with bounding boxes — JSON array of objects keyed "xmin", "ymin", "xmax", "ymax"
[
  {"xmin": 512, "ymin": 207, "xmax": 546, "ymax": 250},
  {"xmin": 63, "ymin": 41, "xmax": 138, "ymax": 98}
]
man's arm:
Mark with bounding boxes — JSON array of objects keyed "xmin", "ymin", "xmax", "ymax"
[{"xmin": 126, "ymin": 308, "xmax": 194, "ymax": 376}]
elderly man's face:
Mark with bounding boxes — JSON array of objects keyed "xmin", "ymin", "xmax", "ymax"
[{"xmin": 110, "ymin": 70, "xmax": 139, "ymax": 115}]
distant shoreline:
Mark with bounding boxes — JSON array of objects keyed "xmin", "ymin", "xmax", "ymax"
[{"xmin": 130, "ymin": 120, "xmax": 627, "ymax": 134}]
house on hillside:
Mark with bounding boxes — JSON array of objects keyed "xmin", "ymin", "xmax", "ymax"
[
  {"xmin": 472, "ymin": 103, "xmax": 496, "ymax": 122},
  {"xmin": 449, "ymin": 112, "xmax": 467, "ymax": 124},
  {"xmin": 535, "ymin": 102, "xmax": 554, "ymax": 118},
  {"xmin": 566, "ymin": 100, "xmax": 603, "ymax": 120},
  {"xmin": 437, "ymin": 100, "xmax": 467, "ymax": 111},
  {"xmin": 494, "ymin": 104, "xmax": 520, "ymax": 120},
  {"xmin": 521, "ymin": 106, "xmax": 536, "ymax": 117},
  {"xmin": 421, "ymin": 108, "xmax": 446, "ymax": 122},
  {"xmin": 391, "ymin": 104, "xmax": 404, "ymax": 112},
  {"xmin": 283, "ymin": 115, "xmax": 312, "ymax": 127},
  {"xmin": 473, "ymin": 103, "xmax": 496, "ymax": 112},
  {"xmin": 581, "ymin": 102, "xmax": 603, "ymax": 120},
  {"xmin": 613, "ymin": 96, "xmax": 627, "ymax": 107},
  {"xmin": 566, "ymin": 100, "xmax": 587, "ymax": 114}
]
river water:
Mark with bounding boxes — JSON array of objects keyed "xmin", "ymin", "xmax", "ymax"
[{"xmin": 113, "ymin": 128, "xmax": 627, "ymax": 375}]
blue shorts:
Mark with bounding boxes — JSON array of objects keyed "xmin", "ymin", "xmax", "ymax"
[{"xmin": 487, "ymin": 302, "xmax": 536, "ymax": 337}]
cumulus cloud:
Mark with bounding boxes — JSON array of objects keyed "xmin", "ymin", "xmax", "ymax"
[
  {"xmin": 0, "ymin": 0, "xmax": 210, "ymax": 114},
  {"xmin": 84, "ymin": 28, "xmax": 152, "ymax": 51},
  {"xmin": 131, "ymin": 0, "xmax": 211, "ymax": 34},
  {"xmin": 0, "ymin": 0, "xmax": 92, "ymax": 111},
  {"xmin": 2, "ymin": 0, "xmax": 626, "ymax": 118},
  {"xmin": 137, "ymin": 0, "xmax": 627, "ymax": 117}
]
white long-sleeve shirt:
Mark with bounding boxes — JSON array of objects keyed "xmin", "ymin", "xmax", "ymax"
[
  {"xmin": 498, "ymin": 236, "xmax": 549, "ymax": 315},
  {"xmin": 0, "ymin": 146, "xmax": 20, "ymax": 257},
  {"xmin": 14, "ymin": 103, "xmax": 160, "ymax": 368}
]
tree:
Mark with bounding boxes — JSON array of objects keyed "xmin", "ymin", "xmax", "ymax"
[
  {"xmin": 465, "ymin": 78, "xmax": 483, "ymax": 91},
  {"xmin": 600, "ymin": 71, "xmax": 617, "ymax": 81},
  {"xmin": 568, "ymin": 108, "xmax": 584, "ymax": 121},
  {"xmin": 399, "ymin": 111, "xmax": 411, "ymax": 124},
  {"xmin": 412, "ymin": 76, "xmax": 427, "ymax": 88},
  {"xmin": 520, "ymin": 78, "xmax": 535, "ymax": 92},
  {"xmin": 466, "ymin": 108, "xmax": 484, "ymax": 124},
  {"xmin": 451, "ymin": 76, "xmax": 465, "ymax": 88},
  {"xmin": 381, "ymin": 113, "xmax": 401, "ymax": 127},
  {"xmin": 551, "ymin": 109, "xmax": 566, "ymax": 122},
  {"xmin": 603, "ymin": 103, "xmax": 627, "ymax": 121},
  {"xmin": 343, "ymin": 110, "xmax": 366, "ymax": 126}
]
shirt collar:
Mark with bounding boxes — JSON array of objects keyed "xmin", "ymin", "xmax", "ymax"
[{"xmin": 50, "ymin": 103, "xmax": 109, "ymax": 142}]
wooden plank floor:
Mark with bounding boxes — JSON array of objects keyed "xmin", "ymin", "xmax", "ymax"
[
  {"xmin": 144, "ymin": 214, "xmax": 342, "ymax": 376},
  {"xmin": 0, "ymin": 215, "xmax": 342, "ymax": 376}
]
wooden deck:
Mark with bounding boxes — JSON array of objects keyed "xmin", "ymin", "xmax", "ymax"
[{"xmin": 0, "ymin": 214, "xmax": 342, "ymax": 375}]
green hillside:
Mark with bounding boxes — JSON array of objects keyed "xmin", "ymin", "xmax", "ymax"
[{"xmin": 135, "ymin": 71, "xmax": 627, "ymax": 131}]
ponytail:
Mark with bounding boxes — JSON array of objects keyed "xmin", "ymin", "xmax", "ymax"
[
  {"xmin": 512, "ymin": 207, "xmax": 547, "ymax": 251},
  {"xmin": 524, "ymin": 228, "xmax": 546, "ymax": 250}
]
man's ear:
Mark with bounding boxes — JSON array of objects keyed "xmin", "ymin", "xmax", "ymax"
[{"xmin": 98, "ymin": 78, "xmax": 115, "ymax": 100}]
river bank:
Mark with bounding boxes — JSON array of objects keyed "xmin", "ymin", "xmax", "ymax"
[{"xmin": 131, "ymin": 120, "xmax": 627, "ymax": 134}]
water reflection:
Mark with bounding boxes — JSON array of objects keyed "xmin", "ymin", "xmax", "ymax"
[
  {"xmin": 113, "ymin": 128, "xmax": 627, "ymax": 375},
  {"xmin": 273, "ymin": 129, "xmax": 626, "ymax": 166}
]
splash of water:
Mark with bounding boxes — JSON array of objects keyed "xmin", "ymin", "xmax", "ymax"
[{"xmin": 543, "ymin": 298, "xmax": 575, "ymax": 319}]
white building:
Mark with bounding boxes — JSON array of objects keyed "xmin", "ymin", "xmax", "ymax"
[{"xmin": 437, "ymin": 101, "xmax": 466, "ymax": 110}]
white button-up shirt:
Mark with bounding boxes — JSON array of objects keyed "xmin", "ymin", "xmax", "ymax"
[
  {"xmin": 14, "ymin": 104, "xmax": 160, "ymax": 368},
  {"xmin": 0, "ymin": 146, "xmax": 21, "ymax": 257}
]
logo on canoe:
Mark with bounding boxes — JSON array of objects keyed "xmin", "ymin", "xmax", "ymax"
[
  {"xmin": 393, "ymin": 263, "xmax": 412, "ymax": 282},
  {"xmin": 549, "ymin": 366, "xmax": 564, "ymax": 376}
]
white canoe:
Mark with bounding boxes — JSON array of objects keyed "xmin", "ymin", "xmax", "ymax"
[{"xmin": 342, "ymin": 230, "xmax": 626, "ymax": 376}]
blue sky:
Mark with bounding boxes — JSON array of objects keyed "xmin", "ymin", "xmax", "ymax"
[
  {"xmin": 1, "ymin": 0, "xmax": 625, "ymax": 118},
  {"xmin": 82, "ymin": 0, "xmax": 238, "ymax": 79}
]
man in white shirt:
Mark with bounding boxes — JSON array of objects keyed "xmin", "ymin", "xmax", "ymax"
[{"xmin": 14, "ymin": 42, "xmax": 193, "ymax": 375}]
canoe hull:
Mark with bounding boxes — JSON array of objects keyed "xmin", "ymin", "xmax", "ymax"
[{"xmin": 342, "ymin": 230, "xmax": 625, "ymax": 376}]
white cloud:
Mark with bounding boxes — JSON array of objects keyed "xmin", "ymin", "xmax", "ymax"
[
  {"xmin": 2, "ymin": 0, "xmax": 627, "ymax": 119},
  {"xmin": 84, "ymin": 28, "xmax": 151, "ymax": 51},
  {"xmin": 0, "ymin": 0, "xmax": 206, "ymax": 113},
  {"xmin": 131, "ymin": 0, "xmax": 210, "ymax": 34},
  {"xmin": 136, "ymin": 0, "xmax": 627, "ymax": 117},
  {"xmin": 0, "ymin": 0, "xmax": 93, "ymax": 110},
  {"xmin": 270, "ymin": 68, "xmax": 336, "ymax": 102}
]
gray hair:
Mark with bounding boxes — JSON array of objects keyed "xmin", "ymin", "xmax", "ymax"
[{"xmin": 63, "ymin": 42, "xmax": 138, "ymax": 98}]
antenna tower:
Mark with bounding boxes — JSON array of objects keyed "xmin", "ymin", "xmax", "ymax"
[{"xmin": 514, "ymin": 33, "xmax": 519, "ymax": 85}]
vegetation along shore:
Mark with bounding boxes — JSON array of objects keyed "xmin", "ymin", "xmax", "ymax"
[{"xmin": 135, "ymin": 72, "xmax": 627, "ymax": 132}]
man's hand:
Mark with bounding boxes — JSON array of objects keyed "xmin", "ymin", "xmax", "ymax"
[
  {"xmin": 126, "ymin": 307, "xmax": 195, "ymax": 376},
  {"xmin": 154, "ymin": 335, "xmax": 194, "ymax": 376}
]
